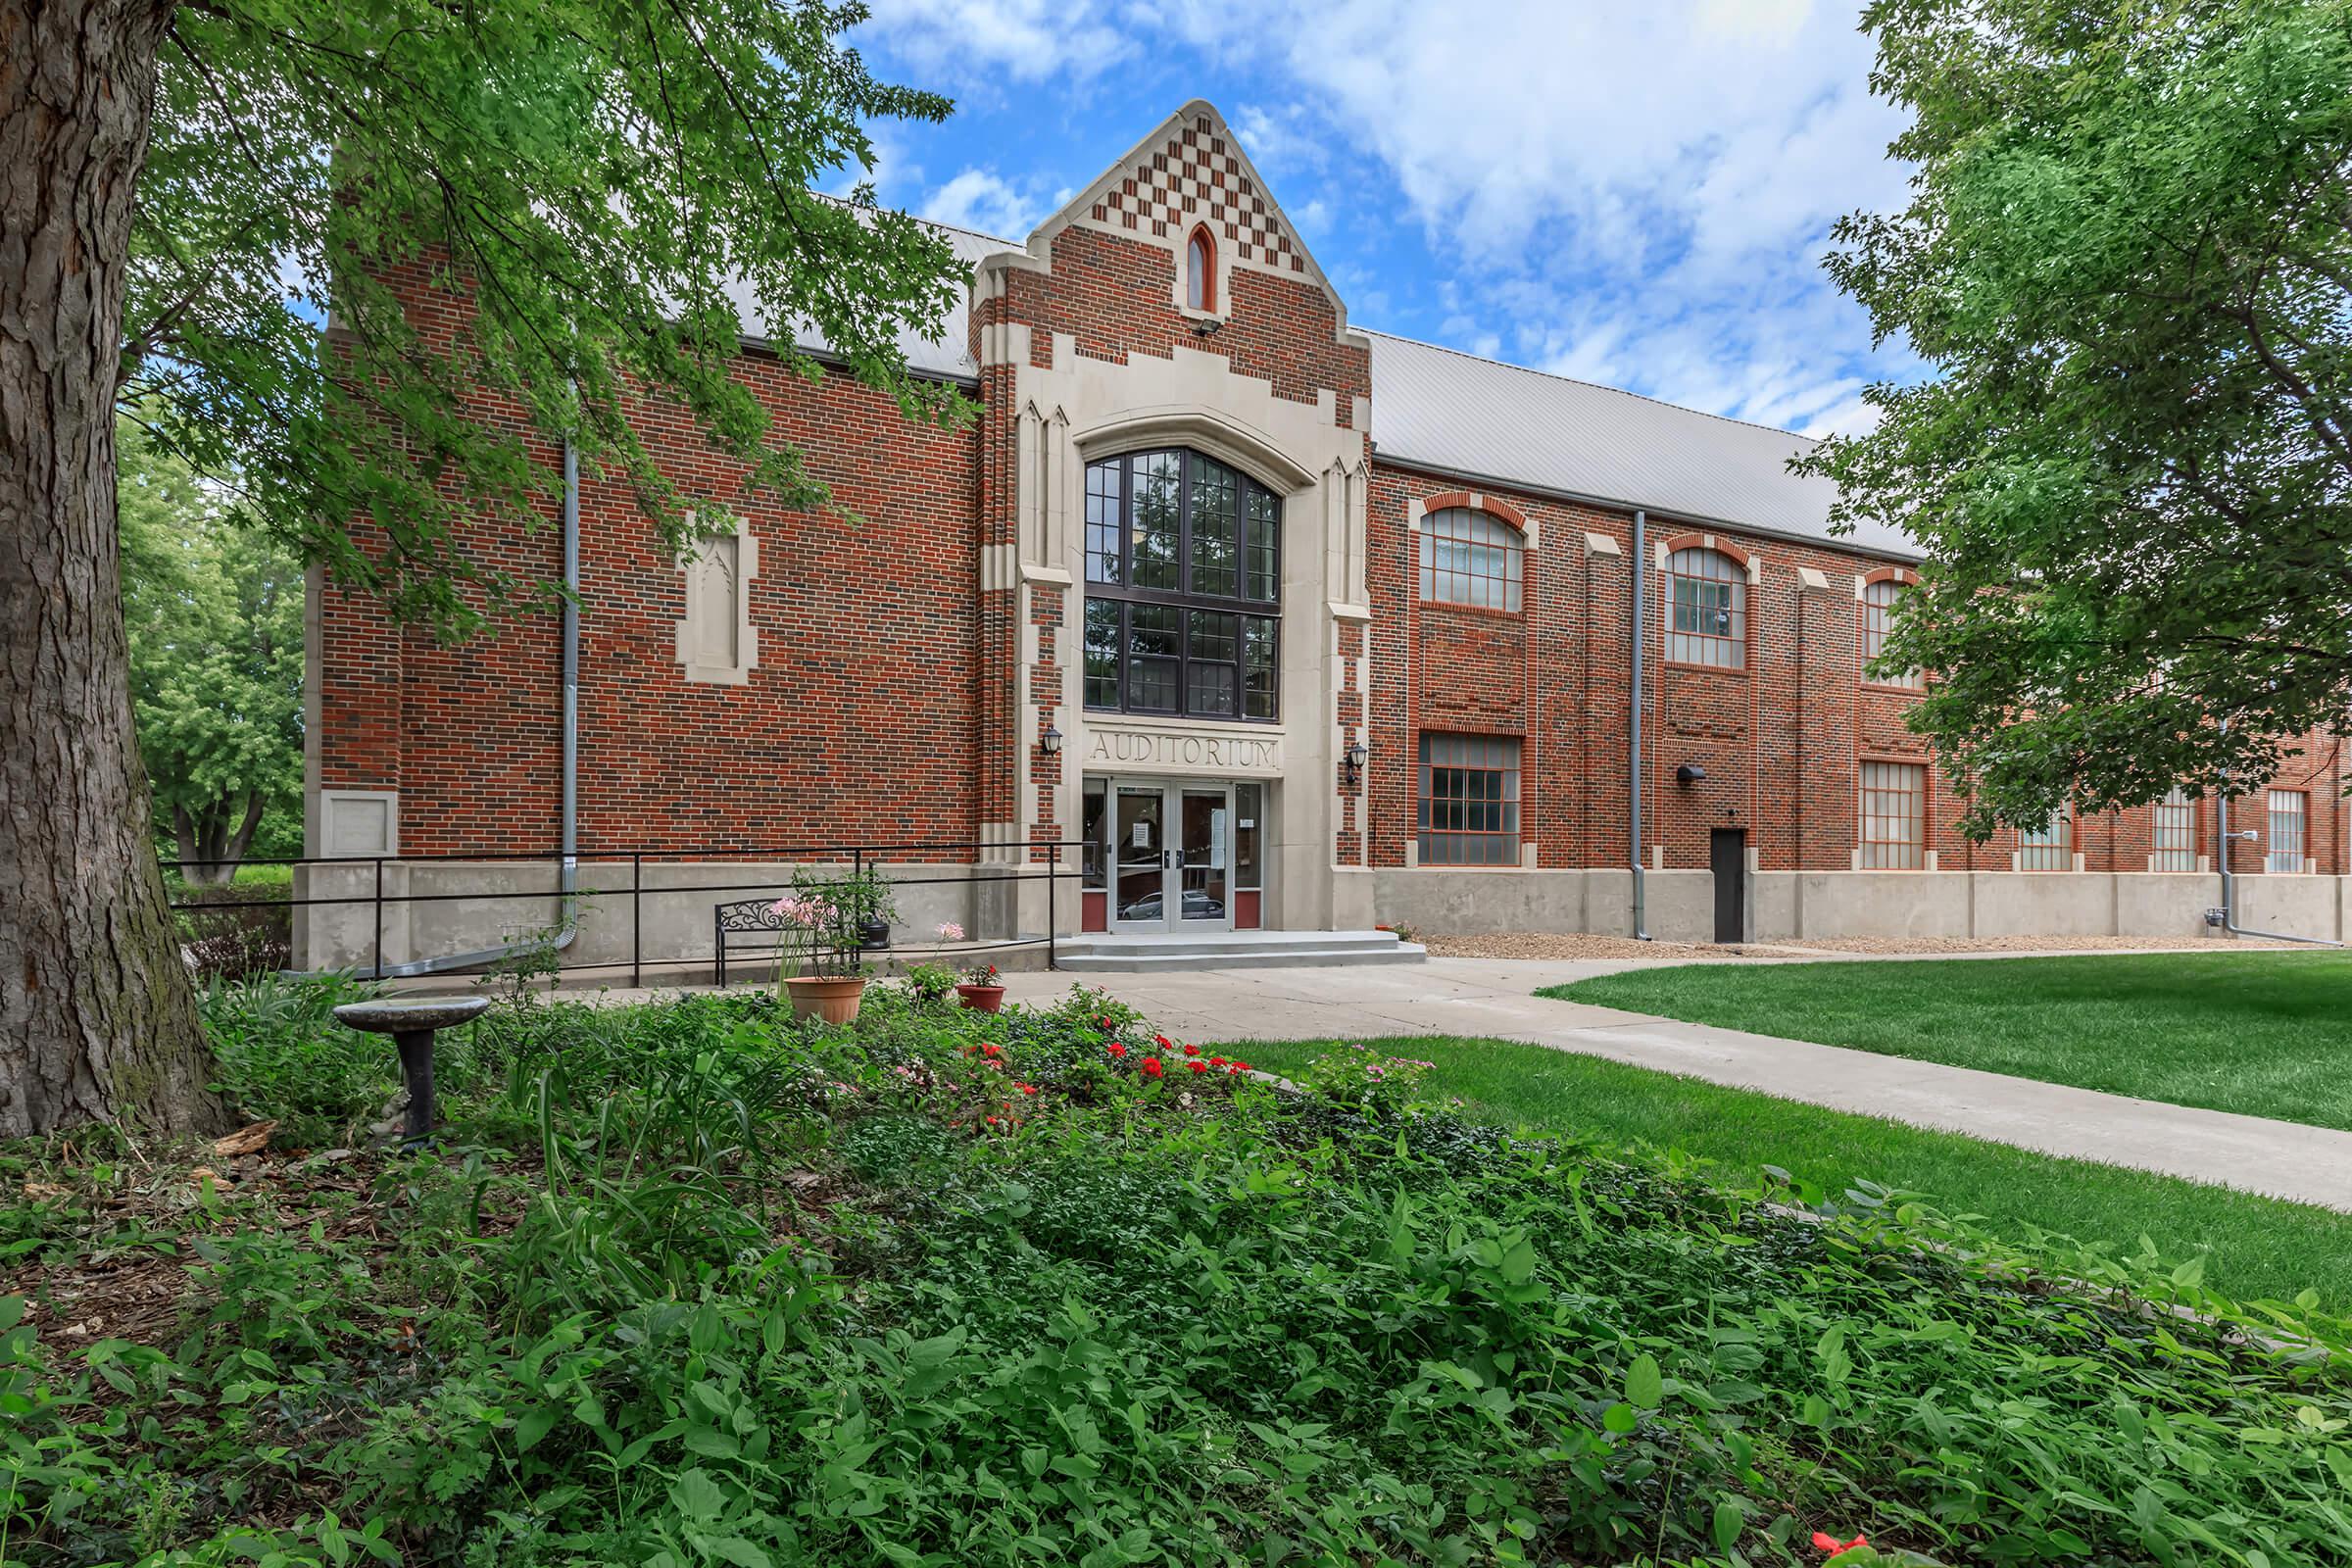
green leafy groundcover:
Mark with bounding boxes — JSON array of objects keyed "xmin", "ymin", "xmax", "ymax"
[{"xmin": 6, "ymin": 984, "xmax": 2352, "ymax": 1567}]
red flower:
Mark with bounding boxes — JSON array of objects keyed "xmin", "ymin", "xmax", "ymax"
[
  {"xmin": 1811, "ymin": 1534, "xmax": 1868, "ymax": 1558},
  {"xmin": 1208, "ymin": 1056, "xmax": 1228, "ymax": 1067},
  {"xmin": 1017, "ymin": 1082, "xmax": 1039, "ymax": 1096},
  {"xmin": 1153, "ymin": 1034, "xmax": 1171, "ymax": 1049},
  {"xmin": 1189, "ymin": 1060, "xmax": 1208, "ymax": 1074},
  {"xmin": 985, "ymin": 1115, "xmax": 1000, "ymax": 1126},
  {"xmin": 1098, "ymin": 1015, "xmax": 1113, "ymax": 1030},
  {"xmin": 1106, "ymin": 1041, "xmax": 1128, "ymax": 1059},
  {"xmin": 980, "ymin": 1042, "xmax": 1002, "ymax": 1059},
  {"xmin": 1182, "ymin": 1043, "xmax": 1200, "ymax": 1057},
  {"xmin": 1141, "ymin": 1057, "xmax": 1164, "ymax": 1079},
  {"xmin": 1227, "ymin": 1061, "xmax": 1250, "ymax": 1074}
]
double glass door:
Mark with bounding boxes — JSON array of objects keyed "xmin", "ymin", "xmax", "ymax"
[{"xmin": 1110, "ymin": 782, "xmax": 1233, "ymax": 932}]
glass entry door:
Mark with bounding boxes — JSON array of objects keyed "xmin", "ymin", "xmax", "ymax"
[{"xmin": 1108, "ymin": 782, "xmax": 1234, "ymax": 933}]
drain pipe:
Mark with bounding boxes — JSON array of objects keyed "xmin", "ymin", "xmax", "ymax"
[
  {"xmin": 1630, "ymin": 508, "xmax": 1651, "ymax": 941},
  {"xmin": 2204, "ymin": 717, "xmax": 2340, "ymax": 947},
  {"xmin": 371, "ymin": 441, "xmax": 582, "ymax": 977}
]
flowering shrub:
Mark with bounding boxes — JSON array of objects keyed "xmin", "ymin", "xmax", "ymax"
[
  {"xmin": 905, "ymin": 963, "xmax": 956, "ymax": 1004},
  {"xmin": 1299, "ymin": 1042, "xmax": 1436, "ymax": 1115}
]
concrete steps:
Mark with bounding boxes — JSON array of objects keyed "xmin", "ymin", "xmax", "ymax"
[{"xmin": 1053, "ymin": 929, "xmax": 1426, "ymax": 972}]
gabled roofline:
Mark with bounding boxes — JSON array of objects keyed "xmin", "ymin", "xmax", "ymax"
[{"xmin": 974, "ymin": 99, "xmax": 1370, "ymax": 355}]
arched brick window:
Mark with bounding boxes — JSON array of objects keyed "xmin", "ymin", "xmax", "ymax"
[
  {"xmin": 1186, "ymin": 226, "xmax": 1217, "ymax": 313},
  {"xmin": 1418, "ymin": 507, "xmax": 1524, "ymax": 611},
  {"xmin": 1861, "ymin": 578, "xmax": 1923, "ymax": 688},
  {"xmin": 1665, "ymin": 547, "xmax": 1745, "ymax": 667}
]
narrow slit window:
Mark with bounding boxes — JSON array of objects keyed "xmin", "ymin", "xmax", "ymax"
[{"xmin": 1187, "ymin": 227, "xmax": 1216, "ymax": 312}]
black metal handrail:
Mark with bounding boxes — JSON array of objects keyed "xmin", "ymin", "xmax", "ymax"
[{"xmin": 164, "ymin": 838, "xmax": 1088, "ymax": 986}]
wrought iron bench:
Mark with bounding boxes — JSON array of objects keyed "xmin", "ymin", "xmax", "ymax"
[{"xmin": 712, "ymin": 897, "xmax": 795, "ymax": 989}]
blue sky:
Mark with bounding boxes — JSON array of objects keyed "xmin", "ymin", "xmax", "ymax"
[{"xmin": 842, "ymin": 0, "xmax": 1925, "ymax": 438}]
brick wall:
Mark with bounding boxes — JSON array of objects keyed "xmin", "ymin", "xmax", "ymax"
[
  {"xmin": 316, "ymin": 258, "xmax": 983, "ymax": 856},
  {"xmin": 1368, "ymin": 459, "xmax": 2348, "ymax": 876}
]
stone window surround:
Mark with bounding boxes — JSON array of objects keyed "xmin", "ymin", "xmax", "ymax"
[{"xmin": 674, "ymin": 514, "xmax": 760, "ymax": 686}]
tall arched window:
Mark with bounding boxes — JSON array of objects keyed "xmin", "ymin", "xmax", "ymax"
[
  {"xmin": 1419, "ymin": 507, "xmax": 1524, "ymax": 611},
  {"xmin": 1861, "ymin": 578, "xmax": 1923, "ymax": 688},
  {"xmin": 1665, "ymin": 548, "xmax": 1745, "ymax": 667},
  {"xmin": 1186, "ymin": 226, "xmax": 1217, "ymax": 313},
  {"xmin": 1083, "ymin": 448, "xmax": 1279, "ymax": 720}
]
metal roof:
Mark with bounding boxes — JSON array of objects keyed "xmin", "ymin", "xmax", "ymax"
[
  {"xmin": 743, "ymin": 216, "xmax": 1014, "ymax": 382},
  {"xmin": 1363, "ymin": 329, "xmax": 1917, "ymax": 561},
  {"xmin": 764, "ymin": 212, "xmax": 1914, "ymax": 561}
]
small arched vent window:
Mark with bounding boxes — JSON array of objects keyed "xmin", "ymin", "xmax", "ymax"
[
  {"xmin": 1186, "ymin": 226, "xmax": 1216, "ymax": 313},
  {"xmin": 1418, "ymin": 508, "xmax": 1524, "ymax": 612}
]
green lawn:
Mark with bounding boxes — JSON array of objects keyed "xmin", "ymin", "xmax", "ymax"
[
  {"xmin": 1546, "ymin": 951, "xmax": 2352, "ymax": 1129},
  {"xmin": 1233, "ymin": 1033, "xmax": 2352, "ymax": 1306}
]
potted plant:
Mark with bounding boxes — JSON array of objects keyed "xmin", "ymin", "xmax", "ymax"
[
  {"xmin": 773, "ymin": 864, "xmax": 897, "ymax": 1025},
  {"xmin": 955, "ymin": 960, "xmax": 1005, "ymax": 1012}
]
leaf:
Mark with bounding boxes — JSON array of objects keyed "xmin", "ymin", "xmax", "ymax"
[
  {"xmin": 668, "ymin": 1467, "xmax": 726, "ymax": 1521},
  {"xmin": 1602, "ymin": 1402, "xmax": 1639, "ymax": 1435},
  {"xmin": 1712, "ymin": 1499, "xmax": 1744, "ymax": 1554},
  {"xmin": 701, "ymin": 1541, "xmax": 773, "ymax": 1568},
  {"xmin": 1624, "ymin": 1353, "xmax": 1663, "ymax": 1410},
  {"xmin": 2171, "ymin": 1256, "xmax": 2206, "ymax": 1290}
]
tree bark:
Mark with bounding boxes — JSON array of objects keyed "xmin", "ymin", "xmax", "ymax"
[{"xmin": 0, "ymin": 0, "xmax": 226, "ymax": 1137}]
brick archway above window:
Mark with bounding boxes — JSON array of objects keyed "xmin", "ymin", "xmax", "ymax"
[
  {"xmin": 1860, "ymin": 564, "xmax": 1917, "ymax": 590},
  {"xmin": 1415, "ymin": 489, "xmax": 1527, "ymax": 531},
  {"xmin": 1655, "ymin": 530, "xmax": 1756, "ymax": 577}
]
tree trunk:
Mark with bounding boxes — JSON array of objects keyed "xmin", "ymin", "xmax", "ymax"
[{"xmin": 0, "ymin": 0, "xmax": 226, "ymax": 1137}]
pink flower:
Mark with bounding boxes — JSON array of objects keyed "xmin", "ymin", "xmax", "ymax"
[{"xmin": 936, "ymin": 921, "xmax": 966, "ymax": 943}]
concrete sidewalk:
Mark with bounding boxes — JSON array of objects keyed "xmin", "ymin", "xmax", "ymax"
[{"xmin": 998, "ymin": 954, "xmax": 2352, "ymax": 1211}]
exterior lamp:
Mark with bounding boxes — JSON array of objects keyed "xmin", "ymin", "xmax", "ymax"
[
  {"xmin": 1344, "ymin": 740, "xmax": 1369, "ymax": 785},
  {"xmin": 1677, "ymin": 763, "xmax": 1707, "ymax": 784},
  {"xmin": 1041, "ymin": 722, "xmax": 1062, "ymax": 756}
]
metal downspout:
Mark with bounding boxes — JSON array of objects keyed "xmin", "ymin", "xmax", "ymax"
[
  {"xmin": 371, "ymin": 441, "xmax": 582, "ymax": 978},
  {"xmin": 1630, "ymin": 508, "xmax": 1650, "ymax": 941},
  {"xmin": 2205, "ymin": 716, "xmax": 2341, "ymax": 948}
]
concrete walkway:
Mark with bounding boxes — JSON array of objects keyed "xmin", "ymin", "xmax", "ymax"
[{"xmin": 996, "ymin": 953, "xmax": 2352, "ymax": 1211}]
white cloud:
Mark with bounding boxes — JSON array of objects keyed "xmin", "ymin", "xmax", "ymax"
[
  {"xmin": 858, "ymin": 0, "xmax": 1921, "ymax": 433},
  {"xmin": 857, "ymin": 0, "xmax": 1134, "ymax": 87},
  {"xmin": 920, "ymin": 168, "xmax": 1044, "ymax": 238}
]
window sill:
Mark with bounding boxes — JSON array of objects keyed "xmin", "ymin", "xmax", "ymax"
[
  {"xmin": 1860, "ymin": 681, "xmax": 1927, "ymax": 696},
  {"xmin": 1662, "ymin": 660, "xmax": 1749, "ymax": 676},
  {"xmin": 1420, "ymin": 599, "xmax": 1524, "ymax": 620}
]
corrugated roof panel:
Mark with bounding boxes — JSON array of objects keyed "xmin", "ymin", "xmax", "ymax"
[{"xmin": 1363, "ymin": 329, "xmax": 1916, "ymax": 560}]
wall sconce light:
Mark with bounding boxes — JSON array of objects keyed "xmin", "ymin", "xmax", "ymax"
[
  {"xmin": 1676, "ymin": 762, "xmax": 1707, "ymax": 784},
  {"xmin": 1344, "ymin": 740, "xmax": 1369, "ymax": 786},
  {"xmin": 1041, "ymin": 722, "xmax": 1062, "ymax": 756}
]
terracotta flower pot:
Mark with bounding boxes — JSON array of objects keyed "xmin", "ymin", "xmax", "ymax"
[
  {"xmin": 784, "ymin": 975, "xmax": 866, "ymax": 1025},
  {"xmin": 955, "ymin": 983, "xmax": 1006, "ymax": 1013}
]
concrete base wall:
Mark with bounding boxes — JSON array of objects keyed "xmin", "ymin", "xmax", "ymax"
[
  {"xmin": 1371, "ymin": 868, "xmax": 1715, "ymax": 943},
  {"xmin": 1376, "ymin": 867, "xmax": 2350, "ymax": 946},
  {"xmin": 296, "ymin": 859, "xmax": 993, "ymax": 976}
]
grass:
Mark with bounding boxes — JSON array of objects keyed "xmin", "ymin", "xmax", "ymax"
[
  {"xmin": 1544, "ymin": 951, "xmax": 2352, "ymax": 1129},
  {"xmin": 1235, "ymin": 1033, "xmax": 2352, "ymax": 1305}
]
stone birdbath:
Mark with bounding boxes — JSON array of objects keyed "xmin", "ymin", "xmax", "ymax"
[{"xmin": 332, "ymin": 996, "xmax": 491, "ymax": 1148}]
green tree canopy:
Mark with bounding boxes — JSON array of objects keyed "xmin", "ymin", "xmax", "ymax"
[
  {"xmin": 0, "ymin": 0, "xmax": 973, "ymax": 1134},
  {"xmin": 1804, "ymin": 0, "xmax": 2352, "ymax": 834},
  {"xmin": 133, "ymin": 0, "xmax": 970, "ymax": 634},
  {"xmin": 119, "ymin": 412, "xmax": 303, "ymax": 883}
]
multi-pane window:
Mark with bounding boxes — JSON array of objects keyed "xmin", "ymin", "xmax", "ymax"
[
  {"xmin": 1083, "ymin": 449, "xmax": 1280, "ymax": 721},
  {"xmin": 2269, "ymin": 790, "xmax": 2307, "ymax": 873},
  {"xmin": 2018, "ymin": 808, "xmax": 2073, "ymax": 871},
  {"xmin": 1860, "ymin": 579, "xmax": 1923, "ymax": 688},
  {"xmin": 1417, "ymin": 734, "xmax": 1521, "ymax": 865},
  {"xmin": 1857, "ymin": 761, "xmax": 1926, "ymax": 869},
  {"xmin": 1665, "ymin": 548, "xmax": 1745, "ymax": 668},
  {"xmin": 1418, "ymin": 508, "xmax": 1524, "ymax": 612},
  {"xmin": 2153, "ymin": 787, "xmax": 2196, "ymax": 871}
]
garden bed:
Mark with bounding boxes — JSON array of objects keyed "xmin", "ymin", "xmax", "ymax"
[{"xmin": 5, "ymin": 978, "xmax": 2351, "ymax": 1565}]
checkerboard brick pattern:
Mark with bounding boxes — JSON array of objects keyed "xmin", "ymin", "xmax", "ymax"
[{"xmin": 1085, "ymin": 114, "xmax": 1304, "ymax": 276}]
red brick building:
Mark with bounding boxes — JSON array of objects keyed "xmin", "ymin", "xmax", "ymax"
[{"xmin": 304, "ymin": 102, "xmax": 2349, "ymax": 968}]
